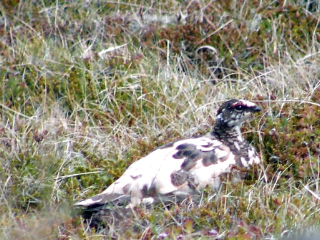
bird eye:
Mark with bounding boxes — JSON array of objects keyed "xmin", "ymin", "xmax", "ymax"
[{"xmin": 235, "ymin": 105, "xmax": 243, "ymax": 110}]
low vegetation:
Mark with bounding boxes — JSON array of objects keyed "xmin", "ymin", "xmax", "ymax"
[{"xmin": 0, "ymin": 0, "xmax": 319, "ymax": 239}]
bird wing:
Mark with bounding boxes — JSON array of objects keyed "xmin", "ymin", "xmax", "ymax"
[{"xmin": 75, "ymin": 136, "xmax": 236, "ymax": 207}]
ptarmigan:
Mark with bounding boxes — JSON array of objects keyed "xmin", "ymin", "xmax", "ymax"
[{"xmin": 75, "ymin": 99, "xmax": 261, "ymax": 209}]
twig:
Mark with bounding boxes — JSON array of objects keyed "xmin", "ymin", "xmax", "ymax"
[
  {"xmin": 197, "ymin": 19, "xmax": 233, "ymax": 46},
  {"xmin": 55, "ymin": 171, "xmax": 104, "ymax": 181}
]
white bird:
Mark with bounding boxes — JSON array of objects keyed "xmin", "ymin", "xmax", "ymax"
[{"xmin": 75, "ymin": 99, "xmax": 262, "ymax": 209}]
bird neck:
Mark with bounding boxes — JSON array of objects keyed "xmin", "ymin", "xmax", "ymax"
[
  {"xmin": 211, "ymin": 121, "xmax": 249, "ymax": 157},
  {"xmin": 212, "ymin": 118, "xmax": 242, "ymax": 139}
]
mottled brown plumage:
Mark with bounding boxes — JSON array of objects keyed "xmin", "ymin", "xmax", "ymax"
[{"xmin": 75, "ymin": 99, "xmax": 262, "ymax": 210}]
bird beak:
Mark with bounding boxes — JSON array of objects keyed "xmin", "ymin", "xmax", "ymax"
[{"xmin": 253, "ymin": 106, "xmax": 262, "ymax": 112}]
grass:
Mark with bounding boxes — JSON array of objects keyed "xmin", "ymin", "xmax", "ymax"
[{"xmin": 0, "ymin": 0, "xmax": 320, "ymax": 239}]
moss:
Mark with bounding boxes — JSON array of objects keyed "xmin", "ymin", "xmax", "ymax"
[{"xmin": 262, "ymin": 96, "xmax": 320, "ymax": 181}]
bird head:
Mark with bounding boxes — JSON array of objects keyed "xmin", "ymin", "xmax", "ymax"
[{"xmin": 216, "ymin": 99, "xmax": 261, "ymax": 128}]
